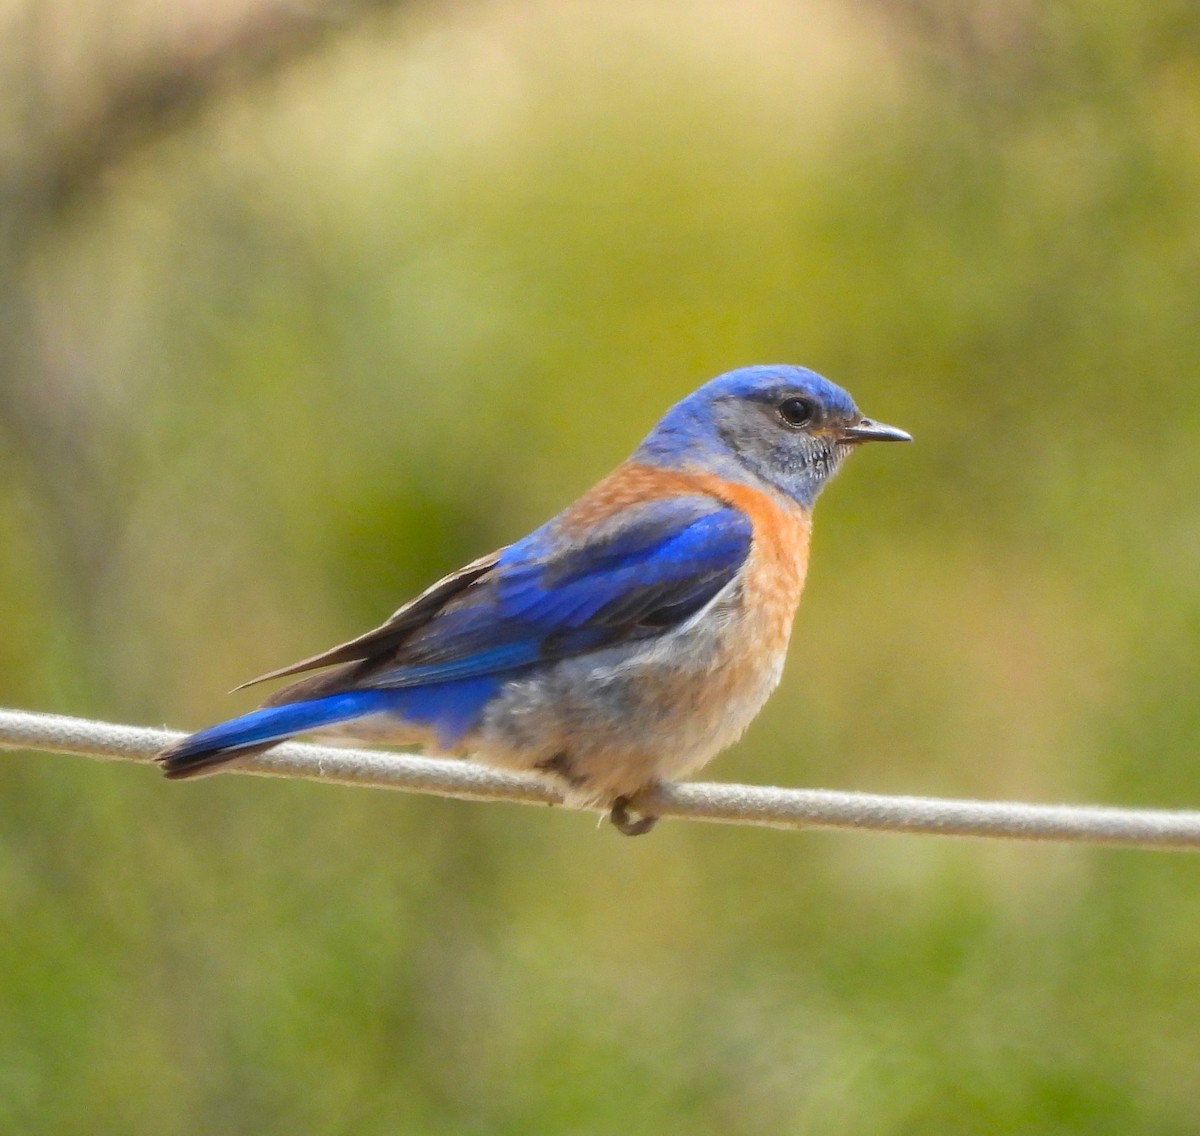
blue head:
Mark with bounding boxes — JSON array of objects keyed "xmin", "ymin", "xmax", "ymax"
[{"xmin": 634, "ymin": 365, "xmax": 910, "ymax": 508}]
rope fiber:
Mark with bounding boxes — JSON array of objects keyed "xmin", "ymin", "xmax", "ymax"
[{"xmin": 2, "ymin": 708, "xmax": 1199, "ymax": 849}]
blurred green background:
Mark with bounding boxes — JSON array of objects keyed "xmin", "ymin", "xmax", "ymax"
[{"xmin": 3, "ymin": 1, "xmax": 1200, "ymax": 1131}]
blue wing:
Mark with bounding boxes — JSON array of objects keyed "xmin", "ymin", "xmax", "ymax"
[{"xmin": 276, "ymin": 494, "xmax": 752, "ymax": 695}]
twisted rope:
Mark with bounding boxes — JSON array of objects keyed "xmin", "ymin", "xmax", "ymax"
[{"xmin": 2, "ymin": 708, "xmax": 1197, "ymax": 849}]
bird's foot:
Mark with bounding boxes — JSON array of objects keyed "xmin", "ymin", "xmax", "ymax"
[{"xmin": 609, "ymin": 795, "xmax": 658, "ymax": 837}]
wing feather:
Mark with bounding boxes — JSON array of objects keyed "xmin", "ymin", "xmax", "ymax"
[
  {"xmin": 251, "ymin": 496, "xmax": 751, "ymax": 706},
  {"xmin": 232, "ymin": 549, "xmax": 503, "ymax": 691}
]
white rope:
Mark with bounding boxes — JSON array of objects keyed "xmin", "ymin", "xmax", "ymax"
[{"xmin": 1, "ymin": 707, "xmax": 1198, "ymax": 849}]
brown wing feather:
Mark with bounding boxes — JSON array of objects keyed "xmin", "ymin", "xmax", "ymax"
[{"xmin": 231, "ymin": 548, "xmax": 504, "ymax": 693}]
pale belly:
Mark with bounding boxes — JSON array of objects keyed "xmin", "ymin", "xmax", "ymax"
[{"xmin": 466, "ymin": 585, "xmax": 793, "ymax": 806}]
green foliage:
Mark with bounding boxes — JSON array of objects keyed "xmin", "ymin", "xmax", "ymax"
[{"xmin": 4, "ymin": 3, "xmax": 1200, "ymax": 1131}]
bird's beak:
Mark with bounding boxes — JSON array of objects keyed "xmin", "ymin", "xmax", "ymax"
[{"xmin": 837, "ymin": 418, "xmax": 912, "ymax": 444}]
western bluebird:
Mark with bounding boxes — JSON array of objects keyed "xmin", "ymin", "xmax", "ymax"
[{"xmin": 157, "ymin": 365, "xmax": 910, "ymax": 834}]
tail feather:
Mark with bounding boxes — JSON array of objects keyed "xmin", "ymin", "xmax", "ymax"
[{"xmin": 156, "ymin": 690, "xmax": 395, "ymax": 780}]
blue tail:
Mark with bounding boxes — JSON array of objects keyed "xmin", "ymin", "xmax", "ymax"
[
  {"xmin": 157, "ymin": 676, "xmax": 505, "ymax": 779},
  {"xmin": 157, "ymin": 690, "xmax": 398, "ymax": 779}
]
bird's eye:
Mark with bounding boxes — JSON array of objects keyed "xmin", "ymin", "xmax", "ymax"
[{"xmin": 777, "ymin": 397, "xmax": 817, "ymax": 429}]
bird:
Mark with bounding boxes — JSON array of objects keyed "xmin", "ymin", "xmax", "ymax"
[{"xmin": 157, "ymin": 365, "xmax": 910, "ymax": 834}]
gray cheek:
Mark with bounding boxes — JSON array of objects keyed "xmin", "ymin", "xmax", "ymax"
[{"xmin": 714, "ymin": 412, "xmax": 793, "ymax": 480}]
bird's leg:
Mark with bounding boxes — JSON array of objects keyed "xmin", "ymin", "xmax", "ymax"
[
  {"xmin": 609, "ymin": 795, "xmax": 658, "ymax": 837},
  {"xmin": 534, "ymin": 754, "xmax": 658, "ymax": 833},
  {"xmin": 535, "ymin": 751, "xmax": 586, "ymax": 790}
]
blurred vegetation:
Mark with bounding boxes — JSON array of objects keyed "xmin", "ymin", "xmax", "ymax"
[{"xmin": 3, "ymin": 0, "xmax": 1200, "ymax": 1131}]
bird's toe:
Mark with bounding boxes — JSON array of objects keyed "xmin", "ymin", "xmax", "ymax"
[{"xmin": 609, "ymin": 795, "xmax": 659, "ymax": 836}]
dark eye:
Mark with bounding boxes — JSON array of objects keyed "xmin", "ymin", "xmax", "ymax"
[{"xmin": 777, "ymin": 397, "xmax": 817, "ymax": 428}]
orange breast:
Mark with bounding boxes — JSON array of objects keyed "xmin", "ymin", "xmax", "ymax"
[{"xmin": 690, "ymin": 470, "xmax": 812, "ymax": 657}]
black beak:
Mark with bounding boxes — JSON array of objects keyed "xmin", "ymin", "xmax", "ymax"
[{"xmin": 838, "ymin": 418, "xmax": 912, "ymax": 444}]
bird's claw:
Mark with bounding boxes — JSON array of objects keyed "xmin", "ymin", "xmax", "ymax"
[{"xmin": 609, "ymin": 796, "xmax": 658, "ymax": 836}]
